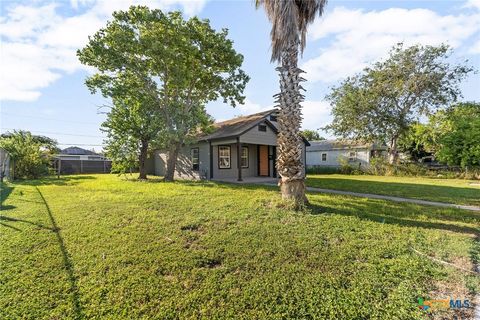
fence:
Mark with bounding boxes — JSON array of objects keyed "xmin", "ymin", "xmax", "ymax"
[{"xmin": 54, "ymin": 159, "xmax": 112, "ymax": 175}]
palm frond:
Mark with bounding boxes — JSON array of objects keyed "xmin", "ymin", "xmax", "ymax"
[{"xmin": 256, "ymin": 0, "xmax": 327, "ymax": 62}]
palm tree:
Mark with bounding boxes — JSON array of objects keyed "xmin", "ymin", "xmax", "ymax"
[{"xmin": 256, "ymin": 0, "xmax": 327, "ymax": 207}]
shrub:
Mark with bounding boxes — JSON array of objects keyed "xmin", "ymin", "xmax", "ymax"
[
  {"xmin": 306, "ymin": 166, "xmax": 341, "ymax": 175},
  {"xmin": 0, "ymin": 131, "xmax": 57, "ymax": 180}
]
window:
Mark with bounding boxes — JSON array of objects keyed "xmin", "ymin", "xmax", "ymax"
[
  {"xmin": 218, "ymin": 146, "xmax": 231, "ymax": 169},
  {"xmin": 349, "ymin": 151, "xmax": 356, "ymax": 162},
  {"xmin": 191, "ymin": 148, "xmax": 199, "ymax": 171},
  {"xmin": 258, "ymin": 124, "xmax": 267, "ymax": 132},
  {"xmin": 241, "ymin": 146, "xmax": 249, "ymax": 168},
  {"xmin": 321, "ymin": 153, "xmax": 327, "ymax": 161},
  {"xmin": 270, "ymin": 115, "xmax": 277, "ymax": 122}
]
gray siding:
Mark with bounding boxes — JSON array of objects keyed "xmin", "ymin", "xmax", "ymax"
[
  {"xmin": 212, "ymin": 143, "xmax": 258, "ymax": 179},
  {"xmin": 240, "ymin": 121, "xmax": 277, "ymax": 145},
  {"xmin": 151, "ymin": 142, "xmax": 209, "ymax": 179},
  {"xmin": 306, "ymin": 148, "xmax": 370, "ymax": 168}
]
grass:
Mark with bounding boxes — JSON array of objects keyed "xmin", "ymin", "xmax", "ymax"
[
  {"xmin": 306, "ymin": 174, "xmax": 480, "ymax": 206},
  {"xmin": 1, "ymin": 174, "xmax": 479, "ymax": 319}
]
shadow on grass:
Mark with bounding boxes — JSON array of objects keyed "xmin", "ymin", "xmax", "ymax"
[
  {"xmin": 306, "ymin": 176, "xmax": 480, "ymax": 206},
  {"xmin": 0, "ymin": 182, "xmax": 15, "ymax": 211},
  {"xmin": 186, "ymin": 181, "xmax": 480, "ymax": 236},
  {"xmin": 15, "ymin": 175, "xmax": 96, "ymax": 187},
  {"xmin": 35, "ymin": 186, "xmax": 83, "ymax": 319},
  {"xmin": 0, "ymin": 215, "xmax": 55, "ymax": 231}
]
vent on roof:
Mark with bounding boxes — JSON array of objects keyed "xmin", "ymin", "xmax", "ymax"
[{"xmin": 269, "ymin": 115, "xmax": 277, "ymax": 122}]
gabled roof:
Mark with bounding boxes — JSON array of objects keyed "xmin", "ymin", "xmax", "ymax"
[
  {"xmin": 198, "ymin": 109, "xmax": 278, "ymax": 141},
  {"xmin": 60, "ymin": 146, "xmax": 99, "ymax": 155},
  {"xmin": 307, "ymin": 140, "xmax": 387, "ymax": 152}
]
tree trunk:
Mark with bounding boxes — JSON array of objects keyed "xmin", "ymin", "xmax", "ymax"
[
  {"xmin": 164, "ymin": 143, "xmax": 180, "ymax": 182},
  {"xmin": 275, "ymin": 41, "xmax": 307, "ymax": 208},
  {"xmin": 138, "ymin": 139, "xmax": 148, "ymax": 180},
  {"xmin": 388, "ymin": 137, "xmax": 399, "ymax": 164}
]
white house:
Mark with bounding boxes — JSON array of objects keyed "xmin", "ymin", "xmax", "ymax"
[{"xmin": 306, "ymin": 140, "xmax": 387, "ymax": 168}]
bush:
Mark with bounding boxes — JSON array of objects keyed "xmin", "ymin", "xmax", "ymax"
[
  {"xmin": 306, "ymin": 166, "xmax": 341, "ymax": 175},
  {"xmin": 0, "ymin": 131, "xmax": 57, "ymax": 180},
  {"xmin": 367, "ymin": 157, "xmax": 480, "ymax": 180},
  {"xmin": 338, "ymin": 157, "xmax": 364, "ymax": 175}
]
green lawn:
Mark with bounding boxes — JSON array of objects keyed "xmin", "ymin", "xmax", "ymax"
[
  {"xmin": 1, "ymin": 174, "xmax": 479, "ymax": 319},
  {"xmin": 307, "ymin": 174, "xmax": 480, "ymax": 206}
]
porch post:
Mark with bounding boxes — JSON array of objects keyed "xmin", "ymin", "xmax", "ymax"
[
  {"xmin": 209, "ymin": 141, "xmax": 213, "ymax": 179},
  {"xmin": 236, "ymin": 137, "xmax": 242, "ymax": 182}
]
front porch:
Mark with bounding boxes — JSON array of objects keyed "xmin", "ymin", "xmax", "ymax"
[
  {"xmin": 212, "ymin": 176, "xmax": 278, "ymax": 184},
  {"xmin": 209, "ymin": 141, "xmax": 277, "ymax": 182}
]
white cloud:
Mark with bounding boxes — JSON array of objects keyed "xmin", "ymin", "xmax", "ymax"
[
  {"xmin": 234, "ymin": 98, "xmax": 273, "ymax": 116},
  {"xmin": 469, "ymin": 38, "xmax": 480, "ymax": 54},
  {"xmin": 0, "ymin": 0, "xmax": 207, "ymax": 102},
  {"xmin": 301, "ymin": 100, "xmax": 332, "ymax": 132},
  {"xmin": 302, "ymin": 6, "xmax": 480, "ymax": 83}
]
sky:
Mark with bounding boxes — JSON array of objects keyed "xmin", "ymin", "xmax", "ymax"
[{"xmin": 1, "ymin": 0, "xmax": 479, "ymax": 151}]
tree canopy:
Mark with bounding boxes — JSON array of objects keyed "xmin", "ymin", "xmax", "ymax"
[
  {"xmin": 301, "ymin": 129, "xmax": 325, "ymax": 141},
  {"xmin": 432, "ymin": 102, "xmax": 480, "ymax": 167},
  {"xmin": 325, "ymin": 43, "xmax": 473, "ymax": 163},
  {"xmin": 77, "ymin": 6, "xmax": 248, "ymax": 180}
]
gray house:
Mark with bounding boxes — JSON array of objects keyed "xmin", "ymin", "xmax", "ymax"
[
  {"xmin": 148, "ymin": 109, "xmax": 310, "ymax": 181},
  {"xmin": 306, "ymin": 140, "xmax": 387, "ymax": 168}
]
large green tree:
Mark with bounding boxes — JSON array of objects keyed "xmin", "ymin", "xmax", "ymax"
[
  {"xmin": 433, "ymin": 102, "xmax": 480, "ymax": 167},
  {"xmin": 78, "ymin": 6, "xmax": 248, "ymax": 181},
  {"xmin": 326, "ymin": 43, "xmax": 473, "ymax": 164},
  {"xmin": 0, "ymin": 131, "xmax": 58, "ymax": 179},
  {"xmin": 256, "ymin": 0, "xmax": 327, "ymax": 207}
]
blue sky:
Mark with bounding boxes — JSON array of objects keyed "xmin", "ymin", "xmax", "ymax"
[{"xmin": 1, "ymin": 0, "xmax": 479, "ymax": 151}]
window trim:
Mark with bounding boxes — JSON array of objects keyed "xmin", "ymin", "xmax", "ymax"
[
  {"xmin": 321, "ymin": 153, "xmax": 327, "ymax": 162},
  {"xmin": 218, "ymin": 145, "xmax": 231, "ymax": 169},
  {"xmin": 191, "ymin": 147, "xmax": 199, "ymax": 171},
  {"xmin": 348, "ymin": 151, "xmax": 357, "ymax": 162},
  {"xmin": 241, "ymin": 146, "xmax": 249, "ymax": 168}
]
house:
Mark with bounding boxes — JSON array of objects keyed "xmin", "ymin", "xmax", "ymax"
[
  {"xmin": 55, "ymin": 147, "xmax": 111, "ymax": 174},
  {"xmin": 147, "ymin": 109, "xmax": 310, "ymax": 181},
  {"xmin": 57, "ymin": 146, "xmax": 108, "ymax": 161},
  {"xmin": 306, "ymin": 140, "xmax": 387, "ymax": 168}
]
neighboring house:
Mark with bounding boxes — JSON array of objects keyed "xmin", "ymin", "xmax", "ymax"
[
  {"xmin": 306, "ymin": 140, "xmax": 387, "ymax": 168},
  {"xmin": 147, "ymin": 109, "xmax": 310, "ymax": 181},
  {"xmin": 55, "ymin": 147, "xmax": 111, "ymax": 174},
  {"xmin": 0, "ymin": 148, "xmax": 13, "ymax": 181},
  {"xmin": 57, "ymin": 146, "xmax": 108, "ymax": 161}
]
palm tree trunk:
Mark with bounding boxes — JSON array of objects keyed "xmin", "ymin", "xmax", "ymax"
[{"xmin": 275, "ymin": 41, "xmax": 307, "ymax": 207}]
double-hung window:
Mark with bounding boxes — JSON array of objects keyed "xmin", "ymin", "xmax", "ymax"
[
  {"xmin": 349, "ymin": 151, "xmax": 356, "ymax": 162},
  {"xmin": 191, "ymin": 148, "xmax": 199, "ymax": 171},
  {"xmin": 218, "ymin": 146, "xmax": 231, "ymax": 169},
  {"xmin": 321, "ymin": 153, "xmax": 327, "ymax": 161},
  {"xmin": 241, "ymin": 147, "xmax": 249, "ymax": 168}
]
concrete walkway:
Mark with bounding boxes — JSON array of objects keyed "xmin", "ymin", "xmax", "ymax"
[{"xmin": 303, "ymin": 186, "xmax": 480, "ymax": 212}]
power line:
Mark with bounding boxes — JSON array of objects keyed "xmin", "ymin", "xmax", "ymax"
[
  {"xmin": 57, "ymin": 143, "xmax": 106, "ymax": 146},
  {"xmin": 1, "ymin": 112, "xmax": 102, "ymax": 125},
  {"xmin": 1, "ymin": 128, "xmax": 105, "ymax": 138}
]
